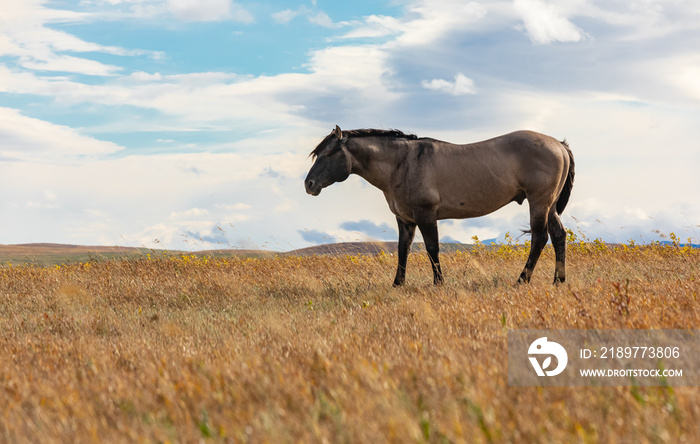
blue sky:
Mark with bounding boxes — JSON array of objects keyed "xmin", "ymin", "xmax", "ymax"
[{"xmin": 1, "ymin": 0, "xmax": 699, "ymax": 250}]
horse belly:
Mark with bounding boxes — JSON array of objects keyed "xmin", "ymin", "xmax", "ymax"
[
  {"xmin": 436, "ymin": 192, "xmax": 514, "ymax": 220},
  {"xmin": 433, "ymin": 169, "xmax": 520, "ymax": 220}
]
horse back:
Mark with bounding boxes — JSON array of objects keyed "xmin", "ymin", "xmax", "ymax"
[{"xmin": 402, "ymin": 131, "xmax": 569, "ymax": 219}]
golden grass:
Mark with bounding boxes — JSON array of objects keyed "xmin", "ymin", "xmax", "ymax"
[{"xmin": 1, "ymin": 243, "xmax": 698, "ymax": 443}]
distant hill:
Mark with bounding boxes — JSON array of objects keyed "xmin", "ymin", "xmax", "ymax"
[
  {"xmin": 286, "ymin": 242, "xmax": 398, "ymax": 256},
  {"xmin": 0, "ymin": 242, "xmax": 480, "ymax": 267},
  {"xmin": 1, "ymin": 243, "xmax": 144, "ymax": 255},
  {"xmin": 0, "ymin": 243, "xmax": 151, "ymax": 266}
]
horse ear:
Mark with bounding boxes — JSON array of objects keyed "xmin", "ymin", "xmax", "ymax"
[{"xmin": 334, "ymin": 125, "xmax": 342, "ymax": 139}]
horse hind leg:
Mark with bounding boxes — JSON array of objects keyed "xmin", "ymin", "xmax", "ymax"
[
  {"xmin": 518, "ymin": 209, "xmax": 549, "ymax": 284},
  {"xmin": 414, "ymin": 209, "xmax": 444, "ymax": 285},
  {"xmin": 548, "ymin": 209, "xmax": 567, "ymax": 284}
]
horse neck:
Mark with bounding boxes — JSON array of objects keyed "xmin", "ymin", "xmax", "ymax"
[{"xmin": 346, "ymin": 137, "xmax": 400, "ymax": 192}]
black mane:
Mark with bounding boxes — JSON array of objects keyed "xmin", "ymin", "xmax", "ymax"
[
  {"xmin": 310, "ymin": 128, "xmax": 418, "ymax": 158},
  {"xmin": 342, "ymin": 128, "xmax": 417, "ymax": 139}
]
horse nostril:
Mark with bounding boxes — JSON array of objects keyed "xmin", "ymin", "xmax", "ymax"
[{"xmin": 305, "ymin": 179, "xmax": 321, "ymax": 196}]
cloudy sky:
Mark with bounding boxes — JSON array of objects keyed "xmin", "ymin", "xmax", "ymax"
[{"xmin": 1, "ymin": 0, "xmax": 698, "ymax": 251}]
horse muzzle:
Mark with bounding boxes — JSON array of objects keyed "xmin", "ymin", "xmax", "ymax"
[{"xmin": 305, "ymin": 179, "xmax": 322, "ymax": 196}]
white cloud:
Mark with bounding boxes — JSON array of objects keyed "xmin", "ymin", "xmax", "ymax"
[
  {"xmin": 0, "ymin": 43, "xmax": 400, "ymax": 134},
  {"xmin": 271, "ymin": 5, "xmax": 339, "ymax": 28},
  {"xmin": 0, "ymin": 67, "xmax": 306, "ymax": 132},
  {"xmin": 0, "ymin": 1, "xmax": 163, "ymax": 75},
  {"xmin": 83, "ymin": 0, "xmax": 253, "ymax": 23},
  {"xmin": 21, "ymin": 55, "xmax": 123, "ymax": 76},
  {"xmin": 271, "ymin": 9, "xmax": 299, "ymax": 24},
  {"xmin": 308, "ymin": 10, "xmax": 335, "ymax": 28},
  {"xmin": 26, "ymin": 190, "xmax": 61, "ymax": 210},
  {"xmin": 514, "ymin": 0, "xmax": 586, "ymax": 44},
  {"xmin": 166, "ymin": 0, "xmax": 253, "ymax": 23},
  {"xmin": 670, "ymin": 56, "xmax": 700, "ymax": 102},
  {"xmin": 216, "ymin": 203, "xmax": 252, "ymax": 211},
  {"xmin": 578, "ymin": 0, "xmax": 700, "ymax": 40},
  {"xmin": 307, "ymin": 44, "xmax": 394, "ymax": 91},
  {"xmin": 421, "ymin": 73, "xmax": 477, "ymax": 96},
  {"xmin": 132, "ymin": 206, "xmax": 253, "ymax": 248},
  {"xmin": 0, "ymin": 107, "xmax": 122, "ymax": 162},
  {"xmin": 392, "ymin": 0, "xmax": 488, "ymax": 46},
  {"xmin": 339, "ymin": 15, "xmax": 403, "ymax": 39},
  {"xmin": 0, "ymin": 148, "xmax": 312, "ymax": 249}
]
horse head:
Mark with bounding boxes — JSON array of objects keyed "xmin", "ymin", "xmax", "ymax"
[{"xmin": 305, "ymin": 125, "xmax": 352, "ymax": 196}]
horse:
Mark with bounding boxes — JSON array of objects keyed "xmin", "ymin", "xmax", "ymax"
[{"xmin": 304, "ymin": 126, "xmax": 574, "ymax": 286}]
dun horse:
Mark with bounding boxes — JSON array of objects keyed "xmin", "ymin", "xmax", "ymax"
[{"xmin": 305, "ymin": 126, "xmax": 574, "ymax": 285}]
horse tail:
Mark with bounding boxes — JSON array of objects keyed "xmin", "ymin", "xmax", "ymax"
[{"xmin": 556, "ymin": 139, "xmax": 575, "ymax": 215}]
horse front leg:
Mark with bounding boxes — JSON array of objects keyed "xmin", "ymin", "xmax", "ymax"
[
  {"xmin": 415, "ymin": 210, "xmax": 444, "ymax": 285},
  {"xmin": 393, "ymin": 217, "xmax": 416, "ymax": 287}
]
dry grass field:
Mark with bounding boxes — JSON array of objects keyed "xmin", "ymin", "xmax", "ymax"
[{"xmin": 1, "ymin": 238, "xmax": 698, "ymax": 443}]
